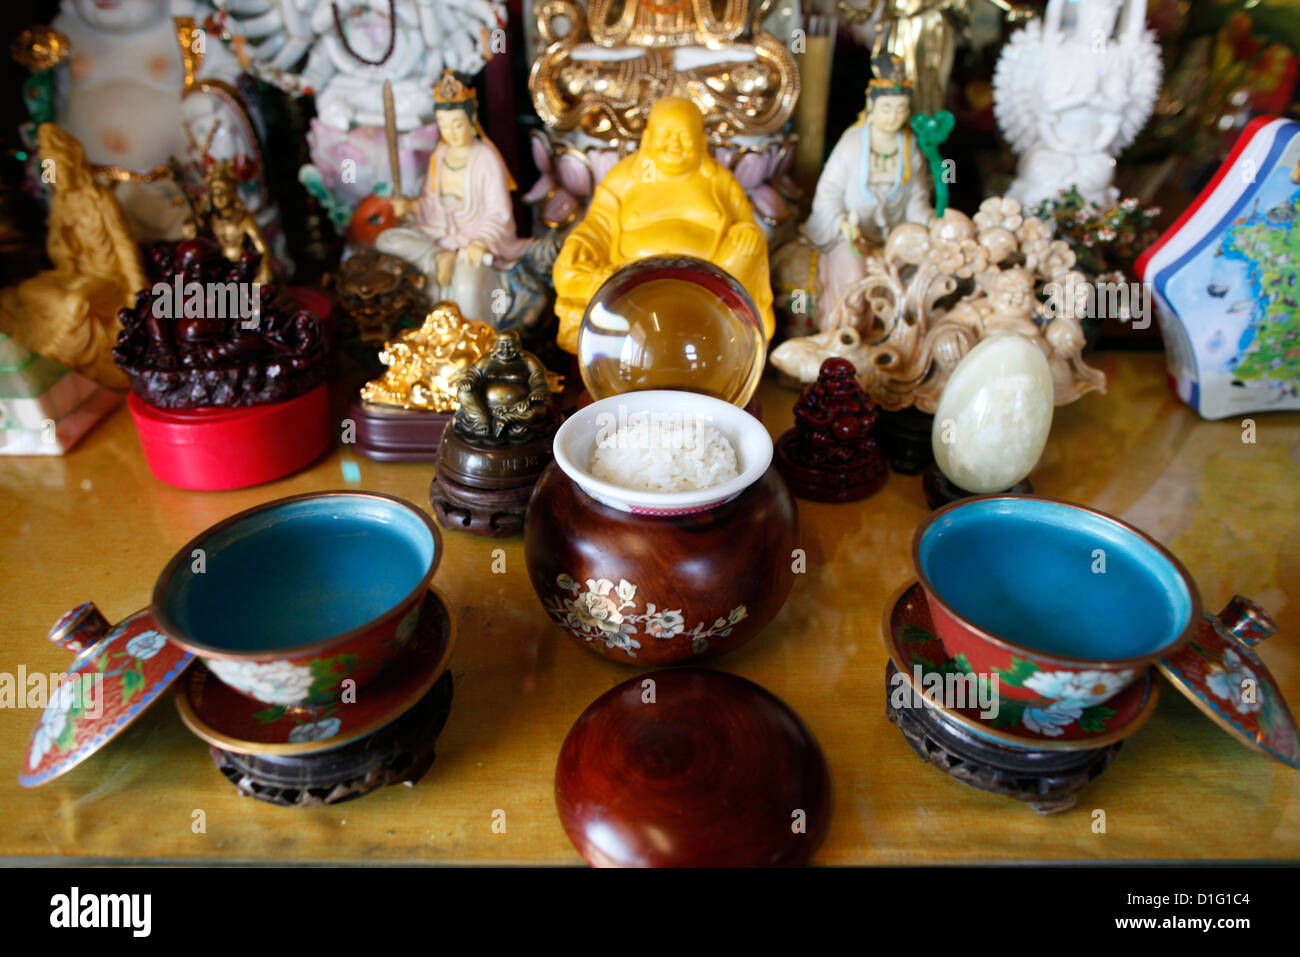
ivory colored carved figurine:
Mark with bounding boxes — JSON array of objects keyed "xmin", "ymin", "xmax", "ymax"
[
  {"xmin": 0, "ymin": 124, "xmax": 145, "ymax": 389},
  {"xmin": 552, "ymin": 96, "xmax": 775, "ymax": 353},
  {"xmin": 771, "ymin": 197, "xmax": 1104, "ymax": 411},
  {"xmin": 994, "ymin": 0, "xmax": 1161, "ymax": 209},
  {"xmin": 376, "ymin": 71, "xmax": 530, "ymax": 326}
]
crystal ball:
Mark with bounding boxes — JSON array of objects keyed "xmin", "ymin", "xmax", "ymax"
[{"xmin": 577, "ymin": 257, "xmax": 766, "ymax": 407}]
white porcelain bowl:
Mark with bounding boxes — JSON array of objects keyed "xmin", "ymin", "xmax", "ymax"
[{"xmin": 552, "ymin": 390, "xmax": 774, "ymax": 516}]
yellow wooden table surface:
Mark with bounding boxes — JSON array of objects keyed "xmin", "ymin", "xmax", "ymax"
[{"xmin": 1, "ymin": 352, "xmax": 1297, "ymax": 864}]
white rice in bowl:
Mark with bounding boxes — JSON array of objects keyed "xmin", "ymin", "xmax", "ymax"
[{"xmin": 589, "ymin": 415, "xmax": 740, "ymax": 492}]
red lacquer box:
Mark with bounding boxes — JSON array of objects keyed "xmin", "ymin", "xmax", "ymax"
[{"xmin": 128, "ymin": 385, "xmax": 332, "ymax": 490}]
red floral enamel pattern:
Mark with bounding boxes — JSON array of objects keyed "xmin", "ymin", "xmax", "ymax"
[
  {"xmin": 1158, "ymin": 596, "xmax": 1299, "ymax": 770},
  {"xmin": 175, "ymin": 588, "xmax": 454, "ymax": 755},
  {"xmin": 21, "ymin": 603, "xmax": 194, "ymax": 787},
  {"xmin": 911, "ymin": 496, "xmax": 1201, "ymax": 714},
  {"xmin": 885, "ymin": 583, "xmax": 1158, "ymax": 751},
  {"xmin": 923, "ymin": 598, "xmax": 1142, "ymax": 707}
]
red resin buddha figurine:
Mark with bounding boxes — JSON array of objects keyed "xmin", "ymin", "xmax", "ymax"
[{"xmin": 775, "ymin": 357, "xmax": 887, "ymax": 502}]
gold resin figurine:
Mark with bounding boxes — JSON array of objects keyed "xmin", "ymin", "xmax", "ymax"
[
  {"xmin": 839, "ymin": 0, "xmax": 1034, "ymax": 116},
  {"xmin": 552, "ymin": 96, "xmax": 775, "ymax": 353},
  {"xmin": 360, "ymin": 302, "xmax": 500, "ymax": 412},
  {"xmin": 0, "ymin": 123, "xmax": 145, "ymax": 389}
]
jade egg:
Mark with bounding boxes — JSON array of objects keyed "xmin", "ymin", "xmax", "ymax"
[{"xmin": 931, "ymin": 335, "xmax": 1054, "ymax": 493}]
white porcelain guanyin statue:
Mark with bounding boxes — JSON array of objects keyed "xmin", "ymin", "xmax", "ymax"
[
  {"xmin": 801, "ymin": 55, "xmax": 933, "ymax": 331},
  {"xmin": 993, "ymin": 0, "xmax": 1161, "ymax": 210},
  {"xmin": 376, "ymin": 71, "xmax": 530, "ymax": 326}
]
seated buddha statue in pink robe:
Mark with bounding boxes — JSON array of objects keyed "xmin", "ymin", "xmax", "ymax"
[{"xmin": 377, "ymin": 70, "xmax": 530, "ymax": 326}]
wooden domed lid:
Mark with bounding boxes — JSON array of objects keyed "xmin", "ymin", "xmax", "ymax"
[{"xmin": 555, "ymin": 668, "xmax": 831, "ymax": 867}]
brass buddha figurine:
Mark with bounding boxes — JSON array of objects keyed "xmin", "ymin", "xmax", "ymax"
[
  {"xmin": 431, "ymin": 330, "xmax": 561, "ymax": 537},
  {"xmin": 552, "ymin": 96, "xmax": 775, "ymax": 353},
  {"xmin": 451, "ymin": 330, "xmax": 558, "ymax": 443}
]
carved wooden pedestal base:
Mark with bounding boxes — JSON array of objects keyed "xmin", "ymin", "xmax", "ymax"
[
  {"xmin": 348, "ymin": 396, "xmax": 450, "ymax": 462},
  {"xmin": 209, "ymin": 671, "xmax": 454, "ymax": 807},
  {"xmin": 876, "ymin": 407, "xmax": 934, "ymax": 474},
  {"xmin": 430, "ymin": 472, "xmax": 533, "ymax": 538},
  {"xmin": 431, "ymin": 427, "xmax": 553, "ymax": 538},
  {"xmin": 921, "ymin": 465, "xmax": 1033, "ymax": 510},
  {"xmin": 773, "ymin": 429, "xmax": 887, "ymax": 502},
  {"xmin": 885, "ymin": 663, "xmax": 1119, "ymax": 814}
]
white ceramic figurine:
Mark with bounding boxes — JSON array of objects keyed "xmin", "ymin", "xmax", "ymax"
[{"xmin": 993, "ymin": 0, "xmax": 1161, "ymax": 210}]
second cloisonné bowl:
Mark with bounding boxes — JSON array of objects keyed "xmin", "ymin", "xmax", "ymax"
[{"xmin": 912, "ymin": 495, "xmax": 1200, "ymax": 711}]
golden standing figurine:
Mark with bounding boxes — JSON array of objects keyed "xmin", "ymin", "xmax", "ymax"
[
  {"xmin": 552, "ymin": 97, "xmax": 774, "ymax": 353},
  {"xmin": 184, "ymin": 159, "xmax": 273, "ymax": 285},
  {"xmin": 0, "ymin": 123, "xmax": 145, "ymax": 389},
  {"xmin": 360, "ymin": 302, "xmax": 501, "ymax": 412},
  {"xmin": 839, "ymin": 0, "xmax": 1033, "ymax": 116}
]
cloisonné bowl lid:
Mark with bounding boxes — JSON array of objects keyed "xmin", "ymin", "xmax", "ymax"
[
  {"xmin": 1158, "ymin": 595, "xmax": 1300, "ymax": 769},
  {"xmin": 577, "ymin": 256, "xmax": 767, "ymax": 408},
  {"xmin": 555, "ymin": 668, "xmax": 830, "ymax": 867},
  {"xmin": 20, "ymin": 602, "xmax": 194, "ymax": 787}
]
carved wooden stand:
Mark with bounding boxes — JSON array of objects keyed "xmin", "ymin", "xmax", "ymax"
[
  {"xmin": 209, "ymin": 671, "xmax": 454, "ymax": 807},
  {"xmin": 429, "ymin": 428, "xmax": 554, "ymax": 538},
  {"xmin": 876, "ymin": 407, "xmax": 935, "ymax": 474},
  {"xmin": 921, "ymin": 465, "xmax": 1034, "ymax": 510},
  {"xmin": 430, "ymin": 473, "xmax": 533, "ymax": 538},
  {"xmin": 885, "ymin": 663, "xmax": 1120, "ymax": 814}
]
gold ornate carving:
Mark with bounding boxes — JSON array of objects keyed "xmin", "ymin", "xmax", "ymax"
[
  {"xmin": 175, "ymin": 17, "xmax": 203, "ymax": 91},
  {"xmin": 587, "ymin": 0, "xmax": 748, "ymax": 47},
  {"xmin": 10, "ymin": 25, "xmax": 70, "ymax": 72},
  {"xmin": 530, "ymin": 0, "xmax": 799, "ymax": 147}
]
